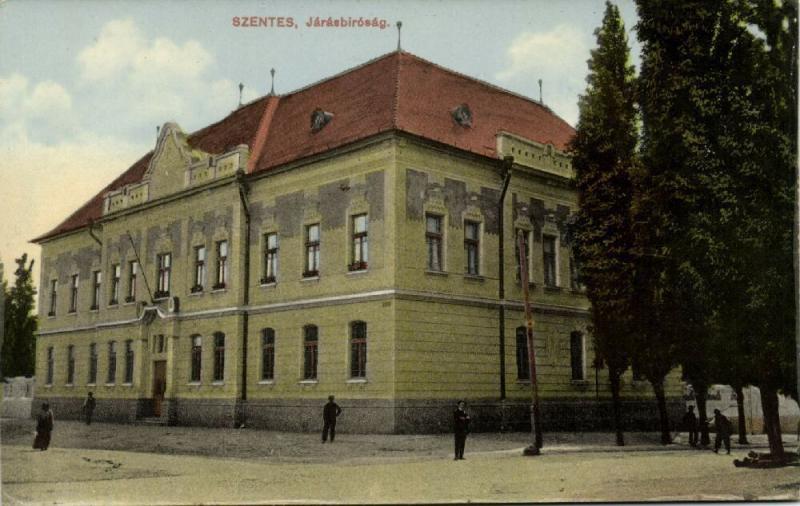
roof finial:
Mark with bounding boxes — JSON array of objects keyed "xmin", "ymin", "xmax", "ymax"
[
  {"xmin": 238, "ymin": 83, "xmax": 244, "ymax": 107},
  {"xmin": 270, "ymin": 68, "xmax": 276, "ymax": 96},
  {"xmin": 538, "ymin": 79, "xmax": 543, "ymax": 104},
  {"xmin": 396, "ymin": 21, "xmax": 402, "ymax": 51}
]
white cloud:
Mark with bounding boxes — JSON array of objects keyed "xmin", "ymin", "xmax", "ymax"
[{"xmin": 0, "ymin": 74, "xmax": 75, "ymax": 143}]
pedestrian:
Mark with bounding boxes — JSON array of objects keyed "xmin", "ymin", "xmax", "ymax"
[
  {"xmin": 32, "ymin": 402, "xmax": 54, "ymax": 451},
  {"xmin": 682, "ymin": 405, "xmax": 698, "ymax": 447},
  {"xmin": 83, "ymin": 392, "xmax": 96, "ymax": 425},
  {"xmin": 711, "ymin": 408, "xmax": 732, "ymax": 454},
  {"xmin": 322, "ymin": 395, "xmax": 342, "ymax": 443},
  {"xmin": 453, "ymin": 400, "xmax": 470, "ymax": 460}
]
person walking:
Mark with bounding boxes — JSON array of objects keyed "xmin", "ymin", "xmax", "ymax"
[
  {"xmin": 711, "ymin": 408, "xmax": 733, "ymax": 454},
  {"xmin": 83, "ymin": 392, "xmax": 96, "ymax": 425},
  {"xmin": 33, "ymin": 402, "xmax": 54, "ymax": 451},
  {"xmin": 322, "ymin": 395, "xmax": 342, "ymax": 443},
  {"xmin": 682, "ymin": 405, "xmax": 698, "ymax": 447},
  {"xmin": 453, "ymin": 400, "xmax": 470, "ymax": 460}
]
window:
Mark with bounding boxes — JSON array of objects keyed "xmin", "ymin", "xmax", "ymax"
[
  {"xmin": 66, "ymin": 345, "xmax": 75, "ymax": 384},
  {"xmin": 350, "ymin": 214, "xmax": 368, "ymax": 271},
  {"xmin": 543, "ymin": 235, "xmax": 558, "ymax": 287},
  {"xmin": 426, "ymin": 214, "xmax": 443, "ymax": 271},
  {"xmin": 261, "ymin": 328, "xmax": 275, "ymax": 380},
  {"xmin": 127, "ymin": 261, "xmax": 138, "ymax": 302},
  {"xmin": 304, "ymin": 224, "xmax": 320, "ymax": 277},
  {"xmin": 303, "ymin": 325, "xmax": 318, "ymax": 380},
  {"xmin": 156, "ymin": 253, "xmax": 171, "ymax": 297},
  {"xmin": 48, "ymin": 279, "xmax": 57, "ymax": 316},
  {"xmin": 213, "ymin": 332, "xmax": 225, "ymax": 382},
  {"xmin": 515, "ymin": 229, "xmax": 531, "ymax": 282},
  {"xmin": 350, "ymin": 321, "xmax": 367, "ymax": 378},
  {"xmin": 91, "ymin": 270, "xmax": 101, "ymax": 310},
  {"xmin": 107, "ymin": 341, "xmax": 117, "ymax": 384},
  {"xmin": 69, "ymin": 274, "xmax": 79, "ymax": 313},
  {"xmin": 124, "ymin": 340, "xmax": 134, "ymax": 384},
  {"xmin": 262, "ymin": 233, "xmax": 278, "ymax": 284},
  {"xmin": 464, "ymin": 221, "xmax": 480, "ymax": 275},
  {"xmin": 516, "ymin": 326, "xmax": 530, "ymax": 380},
  {"xmin": 214, "ymin": 241, "xmax": 228, "ymax": 289},
  {"xmin": 110, "ymin": 264, "xmax": 121, "ymax": 305},
  {"xmin": 88, "ymin": 343, "xmax": 98, "ymax": 384},
  {"xmin": 190, "ymin": 335, "xmax": 202, "ymax": 382},
  {"xmin": 570, "ymin": 331, "xmax": 585, "ymax": 381},
  {"xmin": 46, "ymin": 347, "xmax": 54, "ymax": 385},
  {"xmin": 192, "ymin": 246, "xmax": 206, "ymax": 292}
]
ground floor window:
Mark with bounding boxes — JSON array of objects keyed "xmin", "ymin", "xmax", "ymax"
[{"xmin": 516, "ymin": 326, "xmax": 530, "ymax": 380}]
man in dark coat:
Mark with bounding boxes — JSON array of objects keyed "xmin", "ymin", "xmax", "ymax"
[
  {"xmin": 83, "ymin": 392, "xmax": 96, "ymax": 425},
  {"xmin": 453, "ymin": 400, "xmax": 470, "ymax": 460},
  {"xmin": 322, "ymin": 395, "xmax": 342, "ymax": 443},
  {"xmin": 712, "ymin": 408, "xmax": 733, "ymax": 454},
  {"xmin": 33, "ymin": 402, "xmax": 54, "ymax": 451},
  {"xmin": 682, "ymin": 405, "xmax": 698, "ymax": 447}
]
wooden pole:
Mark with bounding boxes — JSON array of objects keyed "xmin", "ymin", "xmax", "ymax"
[{"xmin": 518, "ymin": 230, "xmax": 543, "ymax": 454}]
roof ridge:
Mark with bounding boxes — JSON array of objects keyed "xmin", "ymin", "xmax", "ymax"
[
  {"xmin": 247, "ymin": 95, "xmax": 281, "ymax": 173},
  {"xmin": 187, "ymin": 95, "xmax": 270, "ymax": 143}
]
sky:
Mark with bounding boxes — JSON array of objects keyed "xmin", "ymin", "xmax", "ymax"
[{"xmin": 0, "ymin": 0, "xmax": 640, "ymax": 297}]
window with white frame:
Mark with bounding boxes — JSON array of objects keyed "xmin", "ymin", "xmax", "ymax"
[
  {"xmin": 91, "ymin": 271, "xmax": 101, "ymax": 310},
  {"xmin": 155, "ymin": 253, "xmax": 171, "ymax": 297},
  {"xmin": 350, "ymin": 214, "xmax": 368, "ymax": 271},
  {"xmin": 464, "ymin": 221, "xmax": 480, "ymax": 275},
  {"xmin": 263, "ymin": 233, "xmax": 278, "ymax": 284},
  {"xmin": 193, "ymin": 246, "xmax": 206, "ymax": 292},
  {"xmin": 48, "ymin": 279, "xmax": 57, "ymax": 316},
  {"xmin": 127, "ymin": 261, "xmax": 138, "ymax": 302},
  {"xmin": 426, "ymin": 214, "xmax": 443, "ymax": 271},
  {"xmin": 110, "ymin": 264, "xmax": 121, "ymax": 305},
  {"xmin": 190, "ymin": 335, "xmax": 202, "ymax": 383},
  {"xmin": 214, "ymin": 241, "xmax": 228, "ymax": 289},
  {"xmin": 304, "ymin": 224, "xmax": 320, "ymax": 277}
]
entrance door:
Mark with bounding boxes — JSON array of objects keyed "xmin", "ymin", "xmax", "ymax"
[{"xmin": 152, "ymin": 360, "xmax": 167, "ymax": 417}]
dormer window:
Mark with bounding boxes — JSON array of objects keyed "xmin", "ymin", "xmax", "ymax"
[
  {"xmin": 451, "ymin": 104, "xmax": 472, "ymax": 128},
  {"xmin": 311, "ymin": 109, "xmax": 334, "ymax": 132}
]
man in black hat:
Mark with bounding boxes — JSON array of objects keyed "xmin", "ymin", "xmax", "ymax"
[
  {"xmin": 453, "ymin": 400, "xmax": 470, "ymax": 460},
  {"xmin": 322, "ymin": 395, "xmax": 342, "ymax": 443}
]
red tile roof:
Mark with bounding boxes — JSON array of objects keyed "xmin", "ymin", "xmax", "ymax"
[{"xmin": 34, "ymin": 51, "xmax": 574, "ymax": 243}]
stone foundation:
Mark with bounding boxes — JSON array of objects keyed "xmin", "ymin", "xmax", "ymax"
[{"xmin": 31, "ymin": 396, "xmax": 144, "ymax": 423}]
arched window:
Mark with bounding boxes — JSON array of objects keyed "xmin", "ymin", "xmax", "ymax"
[
  {"xmin": 303, "ymin": 325, "xmax": 318, "ymax": 380},
  {"xmin": 516, "ymin": 326, "xmax": 530, "ymax": 380},
  {"xmin": 190, "ymin": 335, "xmax": 202, "ymax": 382},
  {"xmin": 570, "ymin": 331, "xmax": 585, "ymax": 381},
  {"xmin": 261, "ymin": 328, "xmax": 275, "ymax": 381},
  {"xmin": 350, "ymin": 321, "xmax": 367, "ymax": 378},
  {"xmin": 213, "ymin": 332, "xmax": 225, "ymax": 382}
]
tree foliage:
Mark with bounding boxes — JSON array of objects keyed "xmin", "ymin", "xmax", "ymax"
[{"xmin": 2, "ymin": 254, "xmax": 37, "ymax": 378}]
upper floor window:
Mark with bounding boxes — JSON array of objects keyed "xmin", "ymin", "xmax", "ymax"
[
  {"xmin": 263, "ymin": 233, "xmax": 278, "ymax": 284},
  {"xmin": 88, "ymin": 343, "xmax": 98, "ymax": 384},
  {"xmin": 156, "ymin": 253, "xmax": 171, "ymax": 298},
  {"xmin": 570, "ymin": 331, "xmax": 585, "ymax": 381},
  {"xmin": 303, "ymin": 325, "xmax": 318, "ymax": 380},
  {"xmin": 69, "ymin": 274, "xmax": 79, "ymax": 313},
  {"xmin": 110, "ymin": 264, "xmax": 121, "ymax": 305},
  {"xmin": 350, "ymin": 214, "xmax": 368, "ymax": 271},
  {"xmin": 127, "ymin": 261, "xmax": 138, "ymax": 302},
  {"xmin": 91, "ymin": 271, "xmax": 102, "ymax": 310},
  {"xmin": 304, "ymin": 224, "xmax": 320, "ymax": 277},
  {"xmin": 124, "ymin": 339, "xmax": 134, "ymax": 384},
  {"xmin": 426, "ymin": 214, "xmax": 443, "ymax": 271},
  {"xmin": 107, "ymin": 341, "xmax": 117, "ymax": 384},
  {"xmin": 213, "ymin": 332, "xmax": 225, "ymax": 382},
  {"xmin": 48, "ymin": 279, "xmax": 57, "ymax": 316},
  {"xmin": 192, "ymin": 246, "xmax": 206, "ymax": 293},
  {"xmin": 66, "ymin": 345, "xmax": 75, "ymax": 384},
  {"xmin": 516, "ymin": 326, "xmax": 530, "ymax": 380},
  {"xmin": 46, "ymin": 346, "xmax": 54, "ymax": 385},
  {"xmin": 543, "ymin": 235, "xmax": 558, "ymax": 287},
  {"xmin": 190, "ymin": 335, "xmax": 202, "ymax": 383},
  {"xmin": 261, "ymin": 328, "xmax": 275, "ymax": 381},
  {"xmin": 350, "ymin": 321, "xmax": 367, "ymax": 378},
  {"xmin": 464, "ymin": 221, "xmax": 480, "ymax": 275},
  {"xmin": 214, "ymin": 241, "xmax": 228, "ymax": 289},
  {"xmin": 515, "ymin": 229, "xmax": 531, "ymax": 282}
]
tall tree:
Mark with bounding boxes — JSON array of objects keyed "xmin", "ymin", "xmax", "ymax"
[
  {"xmin": 568, "ymin": 1, "xmax": 638, "ymax": 447},
  {"xmin": 1, "ymin": 254, "xmax": 37, "ymax": 377}
]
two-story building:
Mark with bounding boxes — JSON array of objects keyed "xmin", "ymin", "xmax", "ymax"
[{"xmin": 32, "ymin": 51, "xmax": 683, "ymax": 433}]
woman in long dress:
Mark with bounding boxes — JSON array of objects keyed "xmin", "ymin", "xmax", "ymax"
[{"xmin": 33, "ymin": 402, "xmax": 54, "ymax": 451}]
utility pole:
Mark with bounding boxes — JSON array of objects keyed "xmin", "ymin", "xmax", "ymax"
[{"xmin": 518, "ymin": 230, "xmax": 543, "ymax": 454}]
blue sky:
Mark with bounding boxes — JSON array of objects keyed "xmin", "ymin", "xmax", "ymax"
[{"xmin": 0, "ymin": 0, "xmax": 639, "ymax": 291}]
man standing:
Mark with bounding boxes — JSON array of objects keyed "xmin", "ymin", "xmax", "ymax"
[
  {"xmin": 322, "ymin": 395, "xmax": 342, "ymax": 443},
  {"xmin": 83, "ymin": 392, "xmax": 96, "ymax": 425},
  {"xmin": 33, "ymin": 402, "xmax": 54, "ymax": 451},
  {"xmin": 453, "ymin": 400, "xmax": 470, "ymax": 460},
  {"xmin": 682, "ymin": 405, "xmax": 698, "ymax": 447},
  {"xmin": 712, "ymin": 408, "xmax": 733, "ymax": 454}
]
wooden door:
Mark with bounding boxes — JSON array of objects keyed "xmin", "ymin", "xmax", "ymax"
[{"xmin": 152, "ymin": 360, "xmax": 166, "ymax": 417}]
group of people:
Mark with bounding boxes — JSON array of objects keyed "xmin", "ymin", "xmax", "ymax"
[{"xmin": 681, "ymin": 405, "xmax": 735, "ymax": 454}]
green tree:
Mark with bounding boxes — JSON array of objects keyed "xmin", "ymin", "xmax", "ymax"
[
  {"xmin": 569, "ymin": 1, "xmax": 639, "ymax": 447},
  {"xmin": 2, "ymin": 254, "xmax": 37, "ymax": 377}
]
